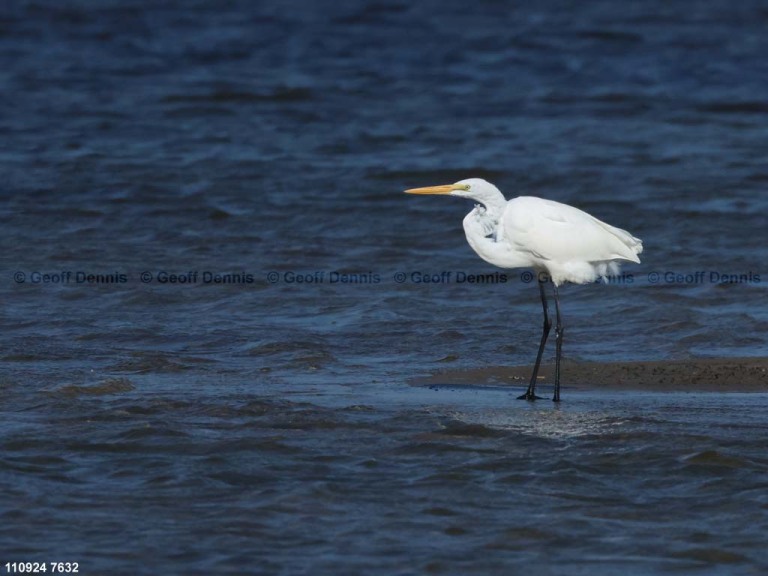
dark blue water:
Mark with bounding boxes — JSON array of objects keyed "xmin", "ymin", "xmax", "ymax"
[{"xmin": 2, "ymin": 1, "xmax": 767, "ymax": 574}]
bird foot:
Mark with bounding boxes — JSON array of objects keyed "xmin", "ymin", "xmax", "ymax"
[{"xmin": 517, "ymin": 392, "xmax": 544, "ymax": 401}]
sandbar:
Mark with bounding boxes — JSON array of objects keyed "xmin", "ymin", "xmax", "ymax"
[{"xmin": 411, "ymin": 357, "xmax": 768, "ymax": 393}]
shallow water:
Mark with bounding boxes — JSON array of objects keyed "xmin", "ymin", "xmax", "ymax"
[
  {"xmin": 2, "ymin": 0, "xmax": 768, "ymax": 573},
  {"xmin": 3, "ymin": 385, "xmax": 768, "ymax": 575}
]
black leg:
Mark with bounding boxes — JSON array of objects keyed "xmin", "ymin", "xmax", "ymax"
[
  {"xmin": 518, "ymin": 279, "xmax": 551, "ymax": 401},
  {"xmin": 552, "ymin": 284, "xmax": 564, "ymax": 402}
]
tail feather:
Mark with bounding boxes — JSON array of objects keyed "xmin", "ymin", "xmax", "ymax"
[{"xmin": 595, "ymin": 219, "xmax": 643, "ymax": 263}]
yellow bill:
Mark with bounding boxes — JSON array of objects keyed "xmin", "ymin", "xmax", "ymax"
[{"xmin": 404, "ymin": 184, "xmax": 463, "ymax": 195}]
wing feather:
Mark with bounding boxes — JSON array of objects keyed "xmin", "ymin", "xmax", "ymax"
[{"xmin": 501, "ymin": 196, "xmax": 642, "ymax": 265}]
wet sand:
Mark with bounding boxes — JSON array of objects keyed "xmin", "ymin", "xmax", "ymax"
[{"xmin": 413, "ymin": 357, "xmax": 768, "ymax": 392}]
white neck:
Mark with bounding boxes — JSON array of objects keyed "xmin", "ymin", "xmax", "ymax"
[
  {"xmin": 466, "ymin": 188, "xmax": 506, "ymax": 218},
  {"xmin": 461, "ymin": 190, "xmax": 532, "ymax": 270}
]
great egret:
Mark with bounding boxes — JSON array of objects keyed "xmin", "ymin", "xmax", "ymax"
[{"xmin": 405, "ymin": 178, "xmax": 643, "ymax": 402}]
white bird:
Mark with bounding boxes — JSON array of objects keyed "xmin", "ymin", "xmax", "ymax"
[{"xmin": 405, "ymin": 178, "xmax": 643, "ymax": 402}]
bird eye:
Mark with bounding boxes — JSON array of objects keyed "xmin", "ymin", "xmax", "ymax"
[{"xmin": 459, "ymin": 184, "xmax": 470, "ymax": 191}]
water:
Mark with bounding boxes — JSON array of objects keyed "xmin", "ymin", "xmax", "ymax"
[
  {"xmin": 2, "ymin": 0, "xmax": 768, "ymax": 573},
  {"xmin": 3, "ymin": 385, "xmax": 768, "ymax": 575}
]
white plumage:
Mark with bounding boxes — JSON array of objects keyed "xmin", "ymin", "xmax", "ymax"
[
  {"xmin": 405, "ymin": 177, "xmax": 643, "ymax": 401},
  {"xmin": 452, "ymin": 179, "xmax": 642, "ymax": 285}
]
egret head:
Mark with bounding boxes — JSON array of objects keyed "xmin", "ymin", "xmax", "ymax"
[{"xmin": 405, "ymin": 178, "xmax": 504, "ymax": 205}]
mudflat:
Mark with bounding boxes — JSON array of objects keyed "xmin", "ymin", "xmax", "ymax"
[{"xmin": 412, "ymin": 357, "xmax": 768, "ymax": 392}]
